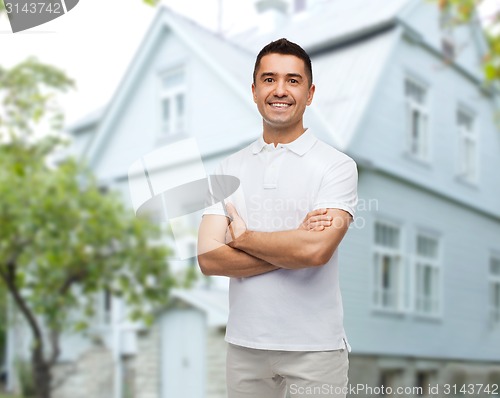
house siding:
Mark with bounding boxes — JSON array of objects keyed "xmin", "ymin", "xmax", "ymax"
[
  {"xmin": 349, "ymin": 31, "xmax": 500, "ymax": 217},
  {"xmin": 340, "ymin": 169, "xmax": 500, "ymax": 360}
]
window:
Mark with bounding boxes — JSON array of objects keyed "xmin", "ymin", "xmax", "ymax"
[
  {"xmin": 457, "ymin": 108, "xmax": 477, "ymax": 183},
  {"xmin": 373, "ymin": 221, "xmax": 403, "ymax": 311},
  {"xmin": 95, "ymin": 289, "xmax": 112, "ymax": 325},
  {"xmin": 379, "ymin": 370, "xmax": 403, "ymax": 395},
  {"xmin": 439, "ymin": 9, "xmax": 456, "ymax": 61},
  {"xmin": 414, "ymin": 234, "xmax": 440, "ymax": 316},
  {"xmin": 405, "ymin": 78, "xmax": 429, "ymax": 161},
  {"xmin": 160, "ymin": 67, "xmax": 186, "ymax": 136},
  {"xmin": 490, "ymin": 256, "xmax": 500, "ymax": 324},
  {"xmin": 415, "ymin": 370, "xmax": 437, "ymax": 396}
]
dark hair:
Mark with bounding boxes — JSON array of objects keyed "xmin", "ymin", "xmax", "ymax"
[{"xmin": 253, "ymin": 38, "xmax": 313, "ymax": 87}]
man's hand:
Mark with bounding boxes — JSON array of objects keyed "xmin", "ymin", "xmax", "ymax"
[
  {"xmin": 298, "ymin": 208, "xmax": 333, "ymax": 231},
  {"xmin": 225, "ymin": 203, "xmax": 247, "ymax": 244}
]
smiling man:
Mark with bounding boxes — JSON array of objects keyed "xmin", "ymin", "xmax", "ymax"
[{"xmin": 197, "ymin": 38, "xmax": 358, "ymax": 398}]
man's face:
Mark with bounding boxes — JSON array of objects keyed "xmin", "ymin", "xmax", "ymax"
[{"xmin": 252, "ymin": 53, "xmax": 315, "ymax": 133}]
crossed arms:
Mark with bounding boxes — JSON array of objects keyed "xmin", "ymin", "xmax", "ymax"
[{"xmin": 197, "ymin": 205, "xmax": 353, "ymax": 278}]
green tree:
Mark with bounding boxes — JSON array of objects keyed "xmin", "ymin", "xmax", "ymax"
[
  {"xmin": 0, "ymin": 58, "xmax": 175, "ymax": 398},
  {"xmin": 433, "ymin": 0, "xmax": 500, "ymax": 81},
  {"xmin": 0, "ymin": 283, "xmax": 6, "ymax": 369}
]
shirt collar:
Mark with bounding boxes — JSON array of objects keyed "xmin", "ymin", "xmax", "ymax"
[{"xmin": 251, "ymin": 129, "xmax": 317, "ymax": 156}]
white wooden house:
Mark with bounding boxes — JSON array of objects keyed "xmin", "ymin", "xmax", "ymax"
[{"xmin": 6, "ymin": 0, "xmax": 500, "ymax": 397}]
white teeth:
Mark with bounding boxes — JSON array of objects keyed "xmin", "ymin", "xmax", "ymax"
[{"xmin": 270, "ymin": 103, "xmax": 290, "ymax": 108}]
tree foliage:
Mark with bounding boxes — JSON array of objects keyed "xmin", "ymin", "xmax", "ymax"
[
  {"xmin": 0, "ymin": 283, "xmax": 5, "ymax": 366},
  {"xmin": 434, "ymin": 0, "xmax": 500, "ymax": 82},
  {"xmin": 0, "ymin": 57, "xmax": 175, "ymax": 398}
]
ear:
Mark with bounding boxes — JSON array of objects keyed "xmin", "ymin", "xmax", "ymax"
[
  {"xmin": 306, "ymin": 83, "xmax": 316, "ymax": 106},
  {"xmin": 251, "ymin": 83, "xmax": 257, "ymax": 103}
]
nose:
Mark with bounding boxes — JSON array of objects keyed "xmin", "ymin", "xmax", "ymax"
[{"xmin": 273, "ymin": 80, "xmax": 287, "ymax": 97}]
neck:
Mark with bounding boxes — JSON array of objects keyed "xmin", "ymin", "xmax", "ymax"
[{"xmin": 262, "ymin": 124, "xmax": 306, "ymax": 146}]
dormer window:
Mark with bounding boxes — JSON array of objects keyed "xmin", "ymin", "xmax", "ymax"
[
  {"xmin": 160, "ymin": 67, "xmax": 186, "ymax": 137},
  {"xmin": 442, "ymin": 37, "xmax": 455, "ymax": 60},
  {"xmin": 439, "ymin": 9, "xmax": 456, "ymax": 61}
]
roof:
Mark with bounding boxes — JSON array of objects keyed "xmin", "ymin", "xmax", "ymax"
[
  {"xmin": 311, "ymin": 28, "xmax": 398, "ymax": 149},
  {"xmin": 170, "ymin": 287, "xmax": 228, "ymax": 327},
  {"xmin": 232, "ymin": 0, "xmax": 414, "ymax": 53},
  {"xmin": 66, "ymin": 106, "xmax": 106, "ymax": 133}
]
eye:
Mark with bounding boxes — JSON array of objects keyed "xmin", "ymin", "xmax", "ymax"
[
  {"xmin": 264, "ymin": 77, "xmax": 274, "ymax": 83},
  {"xmin": 289, "ymin": 79, "xmax": 298, "ymax": 84}
]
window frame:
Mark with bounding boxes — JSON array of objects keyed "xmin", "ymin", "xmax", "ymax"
[
  {"xmin": 456, "ymin": 105, "xmax": 478, "ymax": 184},
  {"xmin": 158, "ymin": 65, "xmax": 187, "ymax": 138},
  {"xmin": 413, "ymin": 231, "xmax": 442, "ymax": 318},
  {"xmin": 404, "ymin": 75, "xmax": 430, "ymax": 163},
  {"xmin": 372, "ymin": 219, "xmax": 406, "ymax": 313}
]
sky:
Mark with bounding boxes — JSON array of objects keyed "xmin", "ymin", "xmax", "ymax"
[
  {"xmin": 0, "ymin": 0, "xmax": 258, "ymax": 127},
  {"xmin": 0, "ymin": 0, "xmax": 499, "ymax": 128}
]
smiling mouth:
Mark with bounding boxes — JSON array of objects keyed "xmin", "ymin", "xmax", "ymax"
[{"xmin": 269, "ymin": 103, "xmax": 292, "ymax": 108}]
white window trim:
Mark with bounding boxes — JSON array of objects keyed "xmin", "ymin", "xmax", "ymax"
[
  {"xmin": 372, "ymin": 219, "xmax": 406, "ymax": 314},
  {"xmin": 404, "ymin": 76, "xmax": 431, "ymax": 164},
  {"xmin": 456, "ymin": 106, "xmax": 478, "ymax": 185},
  {"xmin": 157, "ymin": 65, "xmax": 188, "ymax": 139},
  {"xmin": 412, "ymin": 232, "xmax": 442, "ymax": 319}
]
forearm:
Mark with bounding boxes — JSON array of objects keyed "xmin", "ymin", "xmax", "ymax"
[
  {"xmin": 198, "ymin": 244, "xmax": 280, "ymax": 278},
  {"xmin": 229, "ymin": 229, "xmax": 330, "ymax": 269}
]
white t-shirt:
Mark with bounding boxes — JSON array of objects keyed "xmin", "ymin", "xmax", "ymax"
[{"xmin": 203, "ymin": 129, "xmax": 358, "ymax": 351}]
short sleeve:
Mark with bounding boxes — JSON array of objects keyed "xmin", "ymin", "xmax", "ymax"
[{"xmin": 313, "ymin": 158, "xmax": 358, "ymax": 219}]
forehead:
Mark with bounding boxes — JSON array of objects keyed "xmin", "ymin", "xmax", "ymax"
[{"xmin": 257, "ymin": 53, "xmax": 306, "ymax": 75}]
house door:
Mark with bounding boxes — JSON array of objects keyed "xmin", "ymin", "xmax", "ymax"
[{"xmin": 160, "ymin": 308, "xmax": 206, "ymax": 398}]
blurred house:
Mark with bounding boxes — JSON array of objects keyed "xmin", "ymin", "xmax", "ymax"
[{"xmin": 6, "ymin": 0, "xmax": 500, "ymax": 397}]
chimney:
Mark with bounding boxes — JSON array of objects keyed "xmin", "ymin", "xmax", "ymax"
[{"xmin": 255, "ymin": 0, "xmax": 288, "ymax": 33}]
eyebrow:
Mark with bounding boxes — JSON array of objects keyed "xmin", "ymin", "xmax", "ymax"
[{"xmin": 260, "ymin": 72, "xmax": 304, "ymax": 80}]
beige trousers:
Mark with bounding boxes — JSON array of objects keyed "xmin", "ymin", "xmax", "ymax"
[{"xmin": 226, "ymin": 343, "xmax": 349, "ymax": 398}]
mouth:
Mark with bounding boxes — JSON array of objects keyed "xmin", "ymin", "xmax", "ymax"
[{"xmin": 268, "ymin": 102, "xmax": 292, "ymax": 109}]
